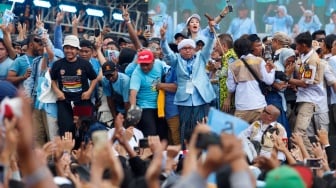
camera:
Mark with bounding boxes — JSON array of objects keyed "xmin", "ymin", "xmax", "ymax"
[
  {"xmin": 139, "ymin": 138, "xmax": 149, "ymax": 148},
  {"xmin": 195, "ymin": 132, "xmax": 221, "ymax": 150},
  {"xmin": 304, "ymin": 158, "xmax": 322, "ymax": 169}
]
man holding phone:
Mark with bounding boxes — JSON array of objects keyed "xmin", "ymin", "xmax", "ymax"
[{"xmin": 226, "ymin": 3, "xmax": 257, "ymax": 40}]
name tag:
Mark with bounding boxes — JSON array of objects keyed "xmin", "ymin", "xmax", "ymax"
[{"xmin": 186, "ymin": 80, "xmax": 194, "ymax": 94}]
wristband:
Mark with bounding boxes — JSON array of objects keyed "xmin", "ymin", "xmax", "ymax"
[{"xmin": 219, "ymin": 14, "xmax": 225, "ymax": 18}]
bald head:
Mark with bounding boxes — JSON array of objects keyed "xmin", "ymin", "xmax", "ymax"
[{"xmin": 266, "ymin": 105, "xmax": 280, "ymax": 120}]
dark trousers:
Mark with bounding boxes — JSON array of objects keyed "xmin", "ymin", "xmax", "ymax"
[
  {"xmin": 136, "ymin": 108, "xmax": 167, "ymax": 139},
  {"xmin": 57, "ymin": 100, "xmax": 93, "ymax": 136}
]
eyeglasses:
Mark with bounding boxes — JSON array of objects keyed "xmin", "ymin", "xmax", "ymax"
[
  {"xmin": 33, "ymin": 38, "xmax": 43, "ymax": 44},
  {"xmin": 263, "ymin": 108, "xmax": 272, "ymax": 115},
  {"xmin": 180, "ymin": 47, "xmax": 194, "ymax": 51},
  {"xmin": 105, "ymin": 74, "xmax": 113, "ymax": 79}
]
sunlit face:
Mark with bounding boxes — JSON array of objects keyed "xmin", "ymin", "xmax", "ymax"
[
  {"xmin": 277, "ymin": 7, "xmax": 285, "ymax": 17},
  {"xmin": 252, "ymin": 41, "xmax": 263, "ymax": 57},
  {"xmin": 285, "ymin": 56, "xmax": 296, "ymax": 67},
  {"xmin": 148, "ymin": 43, "xmax": 161, "ymax": 59},
  {"xmin": 0, "ymin": 42, "xmax": 8, "ymax": 62},
  {"xmin": 188, "ymin": 18, "xmax": 200, "ymax": 34},
  {"xmin": 63, "ymin": 45, "xmax": 79, "ymax": 62},
  {"xmin": 331, "ymin": 41, "xmax": 336, "ymax": 55},
  {"xmin": 140, "ymin": 62, "xmax": 154, "ymax": 73},
  {"xmin": 103, "ymin": 38, "xmax": 113, "ymax": 52},
  {"xmin": 179, "ymin": 45, "xmax": 196, "ymax": 59},
  {"xmin": 105, "ymin": 70, "xmax": 118, "ymax": 82},
  {"xmin": 79, "ymin": 46, "xmax": 93, "ymax": 61}
]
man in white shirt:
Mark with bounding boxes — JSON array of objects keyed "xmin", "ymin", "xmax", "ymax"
[
  {"xmin": 239, "ymin": 104, "xmax": 287, "ymax": 161},
  {"xmin": 227, "ymin": 37, "xmax": 275, "ymax": 123},
  {"xmin": 285, "ymin": 31, "xmax": 324, "ymax": 154}
]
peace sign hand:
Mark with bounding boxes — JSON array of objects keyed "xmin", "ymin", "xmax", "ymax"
[
  {"xmin": 160, "ymin": 23, "xmax": 167, "ymax": 39},
  {"xmin": 121, "ymin": 4, "xmax": 130, "ymax": 22}
]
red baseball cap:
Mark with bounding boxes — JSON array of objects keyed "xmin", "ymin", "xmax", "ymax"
[{"xmin": 137, "ymin": 50, "xmax": 154, "ymax": 64}]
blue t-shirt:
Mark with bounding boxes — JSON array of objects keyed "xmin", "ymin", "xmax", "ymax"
[
  {"xmin": 130, "ymin": 60, "xmax": 166, "ymax": 109},
  {"xmin": 90, "ymin": 58, "xmax": 101, "ymax": 75},
  {"xmin": 9, "ymin": 55, "xmax": 34, "ymax": 76},
  {"xmin": 164, "ymin": 68, "xmax": 179, "ymax": 119},
  {"xmin": 0, "ymin": 57, "xmax": 13, "ymax": 80},
  {"xmin": 102, "ymin": 72, "xmax": 130, "ymax": 102}
]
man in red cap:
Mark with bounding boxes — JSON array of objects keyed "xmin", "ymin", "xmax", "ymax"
[{"xmin": 129, "ymin": 49, "xmax": 168, "ymax": 138}]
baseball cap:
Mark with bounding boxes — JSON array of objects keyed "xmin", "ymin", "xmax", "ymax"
[
  {"xmin": 174, "ymin": 33, "xmax": 187, "ymax": 40},
  {"xmin": 102, "ymin": 62, "xmax": 117, "ymax": 76},
  {"xmin": 137, "ymin": 50, "xmax": 154, "ymax": 64},
  {"xmin": 292, "ymin": 165, "xmax": 313, "ymax": 188},
  {"xmin": 63, "ymin": 35, "xmax": 81, "ymax": 49},
  {"xmin": 118, "ymin": 37, "xmax": 132, "ymax": 45},
  {"xmin": 265, "ymin": 165, "xmax": 305, "ymax": 188},
  {"xmin": 186, "ymin": 14, "xmax": 201, "ymax": 25}
]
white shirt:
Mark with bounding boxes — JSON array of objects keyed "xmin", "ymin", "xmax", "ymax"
[
  {"xmin": 108, "ymin": 127, "xmax": 144, "ymax": 149},
  {"xmin": 227, "ymin": 54, "xmax": 275, "ymax": 110},
  {"xmin": 296, "ymin": 50, "xmax": 324, "ymax": 104},
  {"xmin": 239, "ymin": 120, "xmax": 287, "ymax": 160}
]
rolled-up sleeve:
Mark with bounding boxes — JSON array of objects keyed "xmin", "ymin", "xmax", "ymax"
[{"xmin": 226, "ymin": 69, "xmax": 237, "ymax": 93}]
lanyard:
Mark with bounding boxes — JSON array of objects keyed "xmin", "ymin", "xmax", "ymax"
[
  {"xmin": 24, "ymin": 55, "xmax": 31, "ymax": 67},
  {"xmin": 186, "ymin": 60, "xmax": 193, "ymax": 78}
]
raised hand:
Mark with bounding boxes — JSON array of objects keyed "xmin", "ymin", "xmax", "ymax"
[
  {"xmin": 160, "ymin": 23, "xmax": 167, "ymax": 39},
  {"xmin": 56, "ymin": 11, "xmax": 65, "ymax": 25},
  {"xmin": 121, "ymin": 4, "xmax": 130, "ymax": 22},
  {"xmin": 72, "ymin": 14, "xmax": 80, "ymax": 27},
  {"xmin": 35, "ymin": 14, "xmax": 44, "ymax": 29}
]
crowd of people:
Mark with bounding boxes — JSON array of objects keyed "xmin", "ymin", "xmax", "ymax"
[{"xmin": 1, "ymin": 1, "xmax": 336, "ymax": 188}]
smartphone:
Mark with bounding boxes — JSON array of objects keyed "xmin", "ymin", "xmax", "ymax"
[
  {"xmin": 145, "ymin": 24, "xmax": 150, "ymax": 32},
  {"xmin": 139, "ymin": 138, "xmax": 149, "ymax": 148},
  {"xmin": 195, "ymin": 132, "xmax": 221, "ymax": 150},
  {"xmin": 227, "ymin": 5, "xmax": 233, "ymax": 12},
  {"xmin": 304, "ymin": 158, "xmax": 322, "ymax": 169},
  {"xmin": 0, "ymin": 165, "xmax": 4, "ymax": 183},
  {"xmin": 94, "ymin": 28, "xmax": 101, "ymax": 37},
  {"xmin": 92, "ymin": 130, "xmax": 108, "ymax": 151},
  {"xmin": 308, "ymin": 136, "xmax": 318, "ymax": 144}
]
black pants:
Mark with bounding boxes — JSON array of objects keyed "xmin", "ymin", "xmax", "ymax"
[
  {"xmin": 57, "ymin": 100, "xmax": 93, "ymax": 136},
  {"xmin": 136, "ymin": 108, "xmax": 168, "ymax": 139}
]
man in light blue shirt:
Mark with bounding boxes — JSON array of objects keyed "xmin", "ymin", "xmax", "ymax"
[
  {"xmin": 160, "ymin": 21, "xmax": 216, "ymax": 146},
  {"xmin": 227, "ymin": 4, "xmax": 257, "ymax": 40},
  {"xmin": 263, "ymin": 5, "xmax": 293, "ymax": 35},
  {"xmin": 0, "ymin": 39, "xmax": 13, "ymax": 80},
  {"xmin": 129, "ymin": 50, "xmax": 167, "ymax": 137},
  {"xmin": 102, "ymin": 62, "xmax": 130, "ymax": 119},
  {"xmin": 7, "ymin": 34, "xmax": 43, "ymax": 86}
]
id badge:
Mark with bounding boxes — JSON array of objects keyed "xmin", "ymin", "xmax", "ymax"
[{"xmin": 186, "ymin": 80, "xmax": 194, "ymax": 94}]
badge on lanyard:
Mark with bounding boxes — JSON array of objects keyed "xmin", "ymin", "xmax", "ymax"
[{"xmin": 186, "ymin": 79, "xmax": 194, "ymax": 94}]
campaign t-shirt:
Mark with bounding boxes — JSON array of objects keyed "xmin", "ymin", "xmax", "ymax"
[
  {"xmin": 0, "ymin": 57, "xmax": 13, "ymax": 80},
  {"xmin": 50, "ymin": 57, "xmax": 97, "ymax": 102}
]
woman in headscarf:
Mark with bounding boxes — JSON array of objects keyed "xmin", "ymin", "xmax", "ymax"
[{"xmin": 272, "ymin": 48, "xmax": 296, "ymax": 136}]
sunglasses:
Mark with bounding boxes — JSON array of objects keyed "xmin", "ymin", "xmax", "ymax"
[
  {"xmin": 33, "ymin": 38, "xmax": 43, "ymax": 44},
  {"xmin": 263, "ymin": 108, "xmax": 272, "ymax": 115},
  {"xmin": 105, "ymin": 74, "xmax": 113, "ymax": 79}
]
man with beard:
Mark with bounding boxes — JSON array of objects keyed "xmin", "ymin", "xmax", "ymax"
[
  {"xmin": 7, "ymin": 34, "xmax": 45, "ymax": 86},
  {"xmin": 51, "ymin": 35, "xmax": 98, "ymax": 136}
]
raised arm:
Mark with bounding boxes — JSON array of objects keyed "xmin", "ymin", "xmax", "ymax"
[
  {"xmin": 122, "ymin": 5, "xmax": 142, "ymax": 50},
  {"xmin": 54, "ymin": 11, "xmax": 64, "ymax": 50},
  {"xmin": 0, "ymin": 24, "xmax": 17, "ymax": 59},
  {"xmin": 160, "ymin": 24, "xmax": 177, "ymax": 66}
]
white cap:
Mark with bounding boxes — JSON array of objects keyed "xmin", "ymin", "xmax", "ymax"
[
  {"xmin": 63, "ymin": 35, "xmax": 81, "ymax": 49},
  {"xmin": 177, "ymin": 39, "xmax": 196, "ymax": 51},
  {"xmin": 186, "ymin": 14, "xmax": 201, "ymax": 25}
]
